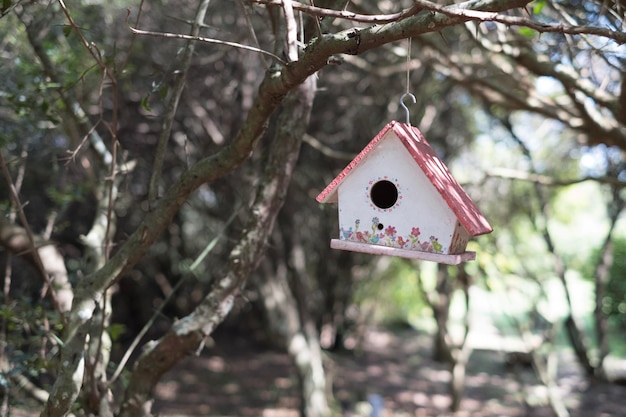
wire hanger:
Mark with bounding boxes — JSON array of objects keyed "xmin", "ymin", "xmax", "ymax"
[
  {"xmin": 400, "ymin": 92, "xmax": 416, "ymax": 125},
  {"xmin": 400, "ymin": 37, "xmax": 415, "ymax": 125}
]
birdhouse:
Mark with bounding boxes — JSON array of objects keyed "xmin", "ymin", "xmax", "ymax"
[{"xmin": 316, "ymin": 121, "xmax": 492, "ymax": 265}]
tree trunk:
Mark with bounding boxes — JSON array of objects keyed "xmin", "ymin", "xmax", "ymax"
[
  {"xmin": 552, "ymin": 246, "xmax": 595, "ymax": 377},
  {"xmin": 417, "ymin": 264, "xmax": 472, "ymax": 412},
  {"xmin": 593, "ymin": 190, "xmax": 623, "ymax": 377},
  {"xmin": 431, "ymin": 265, "xmax": 454, "ymax": 364},
  {"xmin": 255, "ymin": 72, "xmax": 328, "ymax": 416},
  {"xmin": 257, "ymin": 259, "xmax": 329, "ymax": 417},
  {"xmin": 594, "ymin": 238, "xmax": 613, "ymax": 378},
  {"xmin": 450, "ymin": 266, "xmax": 472, "ymax": 413}
]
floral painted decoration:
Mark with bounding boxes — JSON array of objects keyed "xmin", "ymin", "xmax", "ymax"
[{"xmin": 340, "ymin": 217, "xmax": 444, "ymax": 253}]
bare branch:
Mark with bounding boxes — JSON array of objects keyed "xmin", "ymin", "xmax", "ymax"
[
  {"xmin": 250, "ymin": 0, "xmax": 425, "ymax": 24},
  {"xmin": 303, "ymin": 133, "xmax": 353, "ymax": 160},
  {"xmin": 9, "ymin": 373, "xmax": 49, "ymax": 404},
  {"xmin": 127, "ymin": 20, "xmax": 287, "ymax": 64},
  {"xmin": 0, "ymin": 153, "xmax": 70, "ymax": 318},
  {"xmin": 237, "ymin": 0, "xmax": 269, "ymax": 67},
  {"xmin": 147, "ymin": 0, "xmax": 211, "ymax": 204},
  {"xmin": 282, "ymin": 0, "xmax": 299, "ymax": 61},
  {"xmin": 413, "ymin": 0, "xmax": 626, "ymax": 44},
  {"xmin": 487, "ymin": 167, "xmax": 626, "ymax": 187},
  {"xmin": 0, "ymin": 0, "xmax": 22, "ymax": 18},
  {"xmin": 57, "ymin": 0, "xmax": 108, "ymax": 71}
]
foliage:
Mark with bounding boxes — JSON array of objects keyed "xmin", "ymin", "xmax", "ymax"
[
  {"xmin": 352, "ymin": 258, "xmax": 429, "ymax": 327},
  {"xmin": 585, "ymin": 237, "xmax": 626, "ymax": 329},
  {"xmin": 604, "ymin": 238, "xmax": 626, "ymax": 326},
  {"xmin": 0, "ymin": 294, "xmax": 61, "ymax": 394}
]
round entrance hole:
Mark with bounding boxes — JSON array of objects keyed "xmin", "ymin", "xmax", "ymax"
[{"xmin": 370, "ymin": 180, "xmax": 398, "ymax": 209}]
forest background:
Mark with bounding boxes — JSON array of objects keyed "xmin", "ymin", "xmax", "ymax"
[{"xmin": 1, "ymin": 0, "xmax": 626, "ymax": 416}]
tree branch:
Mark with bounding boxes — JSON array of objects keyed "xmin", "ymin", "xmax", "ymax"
[
  {"xmin": 303, "ymin": 133, "xmax": 354, "ymax": 160},
  {"xmin": 282, "ymin": 0, "xmax": 299, "ymax": 61},
  {"xmin": 0, "ymin": 154, "xmax": 71, "ymax": 317},
  {"xmin": 147, "ymin": 0, "xmax": 211, "ymax": 204},
  {"xmin": 127, "ymin": 22, "xmax": 287, "ymax": 64},
  {"xmin": 250, "ymin": 0, "xmax": 425, "ymax": 24},
  {"xmin": 413, "ymin": 0, "xmax": 626, "ymax": 44},
  {"xmin": 487, "ymin": 167, "xmax": 626, "ymax": 187},
  {"xmin": 449, "ymin": 21, "xmax": 626, "ymax": 149}
]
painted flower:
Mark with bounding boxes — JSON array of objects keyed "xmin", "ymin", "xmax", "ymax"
[
  {"xmin": 371, "ymin": 217, "xmax": 380, "ymax": 226},
  {"xmin": 385, "ymin": 225, "xmax": 396, "ymax": 236},
  {"xmin": 430, "ymin": 236, "xmax": 443, "ymax": 252},
  {"xmin": 410, "ymin": 227, "xmax": 421, "ymax": 238}
]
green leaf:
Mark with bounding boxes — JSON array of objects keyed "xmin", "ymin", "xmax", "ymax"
[
  {"xmin": 2, "ymin": 0, "xmax": 12, "ymax": 14},
  {"xmin": 532, "ymin": 0, "xmax": 546, "ymax": 15},
  {"xmin": 140, "ymin": 95, "xmax": 152, "ymax": 112},
  {"xmin": 108, "ymin": 323, "xmax": 126, "ymax": 341},
  {"xmin": 518, "ymin": 27, "xmax": 537, "ymax": 39}
]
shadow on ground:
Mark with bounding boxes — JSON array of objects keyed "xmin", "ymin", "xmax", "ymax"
[{"xmin": 153, "ymin": 328, "xmax": 626, "ymax": 417}]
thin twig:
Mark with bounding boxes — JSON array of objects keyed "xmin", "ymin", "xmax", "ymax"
[
  {"xmin": 308, "ymin": 0, "xmax": 322, "ymax": 38},
  {"xmin": 0, "ymin": 143, "xmax": 28, "ymax": 417},
  {"xmin": 413, "ymin": 0, "xmax": 626, "ymax": 44},
  {"xmin": 237, "ymin": 0, "xmax": 269, "ymax": 67},
  {"xmin": 57, "ymin": 0, "xmax": 108, "ymax": 71},
  {"xmin": 108, "ymin": 275, "xmax": 185, "ymax": 385},
  {"xmin": 249, "ymin": 0, "xmax": 425, "ymax": 24},
  {"xmin": 487, "ymin": 166, "xmax": 626, "ymax": 187},
  {"xmin": 127, "ymin": 18, "xmax": 287, "ymax": 65},
  {"xmin": 58, "ymin": 0, "xmax": 119, "ymax": 269},
  {"xmin": 117, "ymin": 0, "xmax": 146, "ymax": 74},
  {"xmin": 302, "ymin": 134, "xmax": 353, "ymax": 160},
  {"xmin": 0, "ymin": 153, "xmax": 66, "ymax": 324},
  {"xmin": 146, "ymin": 0, "xmax": 211, "ymax": 204},
  {"xmin": 0, "ymin": 0, "xmax": 22, "ymax": 18}
]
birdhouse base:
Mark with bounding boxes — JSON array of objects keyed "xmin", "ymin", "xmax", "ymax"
[{"xmin": 330, "ymin": 239, "xmax": 476, "ymax": 265}]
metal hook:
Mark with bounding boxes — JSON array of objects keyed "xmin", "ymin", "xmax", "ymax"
[{"xmin": 400, "ymin": 92, "xmax": 416, "ymax": 125}]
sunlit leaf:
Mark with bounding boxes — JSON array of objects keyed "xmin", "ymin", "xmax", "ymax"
[
  {"xmin": 518, "ymin": 26, "xmax": 537, "ymax": 39},
  {"xmin": 108, "ymin": 323, "xmax": 127, "ymax": 341},
  {"xmin": 532, "ymin": 0, "xmax": 546, "ymax": 15}
]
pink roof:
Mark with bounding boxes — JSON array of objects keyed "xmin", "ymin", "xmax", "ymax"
[{"xmin": 316, "ymin": 121, "xmax": 492, "ymax": 237}]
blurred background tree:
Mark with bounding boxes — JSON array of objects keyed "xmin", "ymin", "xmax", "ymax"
[{"xmin": 1, "ymin": 0, "xmax": 625, "ymax": 416}]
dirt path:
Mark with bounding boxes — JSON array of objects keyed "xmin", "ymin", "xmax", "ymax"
[{"xmin": 153, "ymin": 328, "xmax": 626, "ymax": 417}]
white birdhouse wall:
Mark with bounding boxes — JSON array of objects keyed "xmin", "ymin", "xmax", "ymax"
[{"xmin": 336, "ymin": 132, "xmax": 462, "ymax": 255}]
